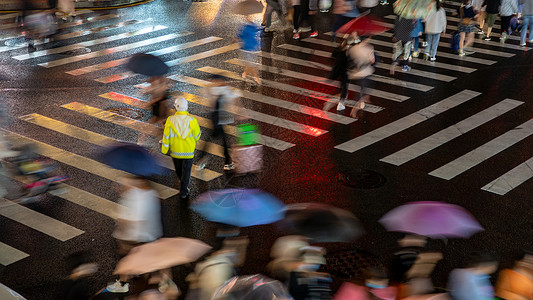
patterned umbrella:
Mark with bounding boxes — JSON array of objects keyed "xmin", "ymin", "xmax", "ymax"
[
  {"xmin": 393, "ymin": 0, "xmax": 436, "ymax": 19},
  {"xmin": 379, "ymin": 201, "xmax": 484, "ymax": 238}
]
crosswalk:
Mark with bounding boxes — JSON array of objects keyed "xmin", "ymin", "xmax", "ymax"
[{"xmin": 0, "ymin": 4, "xmax": 531, "ymax": 267}]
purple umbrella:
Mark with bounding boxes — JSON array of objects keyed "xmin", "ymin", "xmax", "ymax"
[{"xmin": 379, "ymin": 201, "xmax": 484, "ymax": 238}]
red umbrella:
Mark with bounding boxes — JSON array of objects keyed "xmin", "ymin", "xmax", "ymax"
[{"xmin": 336, "ymin": 15, "xmax": 390, "ymax": 36}]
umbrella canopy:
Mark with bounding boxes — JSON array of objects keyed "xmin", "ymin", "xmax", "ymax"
[
  {"xmin": 126, "ymin": 53, "xmax": 169, "ymax": 77},
  {"xmin": 212, "ymin": 275, "xmax": 292, "ymax": 300},
  {"xmin": 114, "ymin": 238, "xmax": 212, "ymax": 275},
  {"xmin": 233, "ymin": 0, "xmax": 265, "ymax": 15},
  {"xmin": 191, "ymin": 188, "xmax": 286, "ymax": 227},
  {"xmin": 393, "ymin": 0, "xmax": 436, "ymax": 19},
  {"xmin": 379, "ymin": 201, "xmax": 484, "ymax": 238},
  {"xmin": 278, "ymin": 203, "xmax": 364, "ymax": 243},
  {"xmin": 101, "ymin": 143, "xmax": 163, "ymax": 176},
  {"xmin": 336, "ymin": 15, "xmax": 390, "ymax": 36}
]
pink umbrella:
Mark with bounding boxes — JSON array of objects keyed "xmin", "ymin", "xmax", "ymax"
[{"xmin": 379, "ymin": 201, "xmax": 484, "ymax": 238}]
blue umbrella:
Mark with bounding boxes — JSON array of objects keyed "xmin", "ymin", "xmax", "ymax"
[
  {"xmin": 101, "ymin": 143, "xmax": 163, "ymax": 176},
  {"xmin": 191, "ymin": 189, "xmax": 286, "ymax": 227}
]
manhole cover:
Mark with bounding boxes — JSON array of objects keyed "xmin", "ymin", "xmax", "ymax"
[
  {"xmin": 325, "ymin": 249, "xmax": 384, "ymax": 280},
  {"xmin": 336, "ymin": 169, "xmax": 386, "ymax": 189},
  {"xmin": 4, "ymin": 37, "xmax": 27, "ymax": 47},
  {"xmin": 106, "ymin": 107, "xmax": 144, "ymax": 120},
  {"xmin": 61, "ymin": 47, "xmax": 91, "ymax": 55}
]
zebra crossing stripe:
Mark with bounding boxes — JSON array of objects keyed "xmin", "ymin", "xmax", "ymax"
[
  {"xmin": 0, "ymin": 9, "xmax": 97, "ymax": 31},
  {"xmin": 195, "ymin": 66, "xmax": 385, "ymax": 113},
  {"xmin": 4, "ymin": 130, "xmax": 180, "ymax": 199},
  {"xmin": 380, "ymin": 99, "xmax": 524, "ymax": 166},
  {"xmin": 53, "ymin": 19, "xmax": 146, "ymax": 41},
  {"xmin": 335, "ymin": 90, "xmax": 481, "ymax": 153},
  {"xmin": 59, "ymin": 185, "xmax": 125, "ymax": 218},
  {"xmin": 0, "ymin": 12, "xmax": 20, "ymax": 20},
  {"xmin": 277, "ymin": 43, "xmax": 457, "ymax": 81},
  {"xmin": 94, "ymin": 43, "xmax": 240, "ymax": 83},
  {"xmin": 258, "ymin": 50, "xmax": 433, "ymax": 92},
  {"xmin": 226, "ymin": 58, "xmax": 410, "ymax": 102},
  {"xmin": 98, "ymin": 92, "xmax": 225, "ymax": 159},
  {"xmin": 13, "ymin": 26, "xmax": 174, "ymax": 60},
  {"xmin": 68, "ymin": 36, "xmax": 221, "ymax": 76},
  {"xmin": 171, "ymin": 74, "xmax": 357, "ymax": 125},
  {"xmin": 482, "ymin": 156, "xmax": 533, "ymax": 195},
  {"xmin": 20, "ymin": 113, "xmax": 223, "ymax": 182},
  {"xmin": 38, "ymin": 32, "xmax": 183, "ymax": 68},
  {"xmin": 429, "ymin": 118, "xmax": 533, "ymax": 180},
  {"xmin": 173, "ymin": 90, "xmax": 328, "ymax": 137},
  {"xmin": 0, "ymin": 241, "xmax": 29, "ymax": 266},
  {"xmin": 63, "ymin": 101, "xmax": 294, "ymax": 151},
  {"xmin": 441, "ymin": 32, "xmax": 526, "ymax": 51},
  {"xmin": 0, "ymin": 197, "xmax": 84, "ymax": 242}
]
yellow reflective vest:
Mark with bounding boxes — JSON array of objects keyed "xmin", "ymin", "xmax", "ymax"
[{"xmin": 161, "ymin": 111, "xmax": 201, "ymax": 159}]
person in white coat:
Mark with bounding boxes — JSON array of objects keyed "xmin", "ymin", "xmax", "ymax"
[{"xmin": 423, "ymin": 0, "xmax": 447, "ymax": 61}]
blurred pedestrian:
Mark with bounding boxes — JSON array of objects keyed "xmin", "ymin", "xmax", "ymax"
[
  {"xmin": 263, "ymin": 0, "xmax": 286, "ymax": 32},
  {"xmin": 333, "ymin": 267, "xmax": 397, "ymax": 300},
  {"xmin": 499, "ymin": 0, "xmax": 519, "ymax": 43},
  {"xmin": 519, "ymin": 0, "xmax": 533, "ymax": 46},
  {"xmin": 327, "ymin": 38, "xmax": 350, "ymax": 111},
  {"xmin": 448, "ymin": 251, "xmax": 499, "ymax": 300},
  {"xmin": 495, "ymin": 251, "xmax": 533, "ymax": 300},
  {"xmin": 330, "ymin": 0, "xmax": 360, "ymax": 41},
  {"xmin": 62, "ymin": 251, "xmax": 98, "ymax": 300},
  {"xmin": 473, "ymin": 0, "xmax": 486, "ymax": 34},
  {"xmin": 236, "ymin": 15, "xmax": 262, "ymax": 84},
  {"xmin": 346, "ymin": 38, "xmax": 375, "ymax": 119},
  {"xmin": 481, "ymin": 0, "xmax": 501, "ymax": 40},
  {"xmin": 112, "ymin": 176, "xmax": 163, "ymax": 255},
  {"xmin": 457, "ymin": 0, "xmax": 478, "ymax": 56},
  {"xmin": 411, "ymin": 19, "xmax": 423, "ymax": 58},
  {"xmin": 139, "ymin": 76, "xmax": 173, "ymax": 147},
  {"xmin": 390, "ymin": 235, "xmax": 428, "ymax": 284},
  {"xmin": 423, "ymin": 0, "xmax": 447, "ymax": 61},
  {"xmin": 268, "ymin": 235, "xmax": 311, "ymax": 282},
  {"xmin": 291, "ymin": 0, "xmax": 319, "ymax": 39},
  {"xmin": 187, "ymin": 250, "xmax": 236, "ymax": 300},
  {"xmin": 56, "ymin": 0, "xmax": 75, "ymax": 20},
  {"xmin": 161, "ymin": 97, "xmax": 201, "ymax": 199},
  {"xmin": 390, "ymin": 17, "xmax": 416, "ymax": 74},
  {"xmin": 287, "ymin": 246, "xmax": 332, "ymax": 300},
  {"xmin": 196, "ymin": 74, "xmax": 241, "ymax": 172}
]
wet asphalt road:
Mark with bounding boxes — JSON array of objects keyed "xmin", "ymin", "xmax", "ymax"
[{"xmin": 0, "ymin": 0, "xmax": 531, "ymax": 298}]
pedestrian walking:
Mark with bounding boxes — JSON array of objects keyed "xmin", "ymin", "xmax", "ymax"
[
  {"xmin": 456, "ymin": 0, "xmax": 478, "ymax": 56},
  {"xmin": 494, "ymin": 251, "xmax": 533, "ymax": 300},
  {"xmin": 291, "ymin": 0, "xmax": 319, "ymax": 39},
  {"xmin": 499, "ymin": 0, "xmax": 519, "ymax": 42},
  {"xmin": 473, "ymin": 0, "xmax": 487, "ymax": 34},
  {"xmin": 327, "ymin": 38, "xmax": 351, "ymax": 111},
  {"xmin": 331, "ymin": 0, "xmax": 360, "ymax": 41},
  {"xmin": 161, "ymin": 97, "xmax": 201, "ymax": 199},
  {"xmin": 237, "ymin": 15, "xmax": 262, "ymax": 84},
  {"xmin": 263, "ymin": 0, "xmax": 286, "ymax": 32},
  {"xmin": 448, "ymin": 251, "xmax": 499, "ymax": 300},
  {"xmin": 411, "ymin": 19, "xmax": 423, "ymax": 58},
  {"xmin": 423, "ymin": 0, "xmax": 447, "ymax": 61},
  {"xmin": 56, "ymin": 0, "xmax": 75, "ymax": 20},
  {"xmin": 346, "ymin": 38, "xmax": 375, "ymax": 119},
  {"xmin": 520, "ymin": 0, "xmax": 533, "ymax": 46},
  {"xmin": 196, "ymin": 75, "xmax": 241, "ymax": 172},
  {"xmin": 481, "ymin": 0, "xmax": 501, "ymax": 40},
  {"xmin": 334, "ymin": 267, "xmax": 397, "ymax": 300},
  {"xmin": 112, "ymin": 176, "xmax": 163, "ymax": 255},
  {"xmin": 390, "ymin": 16, "xmax": 416, "ymax": 74}
]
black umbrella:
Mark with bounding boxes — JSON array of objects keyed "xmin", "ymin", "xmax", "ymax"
[
  {"xmin": 126, "ymin": 53, "xmax": 169, "ymax": 77},
  {"xmin": 101, "ymin": 143, "xmax": 163, "ymax": 176},
  {"xmin": 278, "ymin": 203, "xmax": 364, "ymax": 243}
]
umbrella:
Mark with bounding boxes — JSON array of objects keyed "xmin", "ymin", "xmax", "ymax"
[
  {"xmin": 101, "ymin": 143, "xmax": 163, "ymax": 176},
  {"xmin": 379, "ymin": 201, "xmax": 484, "ymax": 238},
  {"xmin": 233, "ymin": 0, "xmax": 264, "ymax": 15},
  {"xmin": 126, "ymin": 53, "xmax": 169, "ymax": 77},
  {"xmin": 212, "ymin": 275, "xmax": 292, "ymax": 300},
  {"xmin": 278, "ymin": 203, "xmax": 364, "ymax": 243},
  {"xmin": 393, "ymin": 0, "xmax": 436, "ymax": 19},
  {"xmin": 336, "ymin": 15, "xmax": 390, "ymax": 36},
  {"xmin": 191, "ymin": 188, "xmax": 286, "ymax": 227},
  {"xmin": 114, "ymin": 237, "xmax": 212, "ymax": 275}
]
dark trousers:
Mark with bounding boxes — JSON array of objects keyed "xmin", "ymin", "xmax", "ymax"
[
  {"xmin": 340, "ymin": 77, "xmax": 368, "ymax": 100},
  {"xmin": 198, "ymin": 124, "xmax": 231, "ymax": 165},
  {"xmin": 172, "ymin": 158, "xmax": 193, "ymax": 197},
  {"xmin": 293, "ymin": 4, "xmax": 315, "ymax": 31},
  {"xmin": 501, "ymin": 15, "xmax": 512, "ymax": 34}
]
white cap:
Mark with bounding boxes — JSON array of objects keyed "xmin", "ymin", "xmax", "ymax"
[{"xmin": 174, "ymin": 97, "xmax": 188, "ymax": 112}]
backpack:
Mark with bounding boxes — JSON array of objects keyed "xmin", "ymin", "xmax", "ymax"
[{"xmin": 450, "ymin": 31, "xmax": 460, "ymax": 53}]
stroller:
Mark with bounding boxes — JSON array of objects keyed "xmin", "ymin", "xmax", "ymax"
[{"xmin": 3, "ymin": 144, "xmax": 68, "ymax": 203}]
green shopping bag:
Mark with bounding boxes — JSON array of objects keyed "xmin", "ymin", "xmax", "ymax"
[{"xmin": 237, "ymin": 124, "xmax": 259, "ymax": 146}]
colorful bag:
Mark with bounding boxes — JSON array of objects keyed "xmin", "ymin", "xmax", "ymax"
[{"xmin": 236, "ymin": 123, "xmax": 259, "ymax": 146}]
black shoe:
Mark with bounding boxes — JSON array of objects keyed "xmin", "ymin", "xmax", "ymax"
[
  {"xmin": 28, "ymin": 44, "xmax": 36, "ymax": 53},
  {"xmin": 179, "ymin": 187, "xmax": 190, "ymax": 199}
]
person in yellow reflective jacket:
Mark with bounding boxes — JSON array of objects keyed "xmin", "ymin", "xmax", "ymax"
[{"xmin": 161, "ymin": 97, "xmax": 201, "ymax": 199}]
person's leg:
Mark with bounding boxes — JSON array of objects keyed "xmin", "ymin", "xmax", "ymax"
[
  {"xmin": 180, "ymin": 158, "xmax": 193, "ymax": 197},
  {"xmin": 459, "ymin": 31, "xmax": 466, "ymax": 52},
  {"xmin": 465, "ymin": 32, "xmax": 475, "ymax": 48},
  {"xmin": 264, "ymin": 3, "xmax": 275, "ymax": 28},
  {"xmin": 221, "ymin": 128, "xmax": 231, "ymax": 165},
  {"xmin": 350, "ymin": 77, "xmax": 369, "ymax": 118},
  {"xmin": 293, "ymin": 5, "xmax": 301, "ymax": 31},
  {"xmin": 500, "ymin": 15, "xmax": 511, "ymax": 35},
  {"xmin": 528, "ymin": 16, "xmax": 533, "ymax": 42},
  {"xmin": 390, "ymin": 40, "xmax": 402, "ymax": 74},
  {"xmin": 424, "ymin": 34, "xmax": 433, "ymax": 56},
  {"xmin": 520, "ymin": 16, "xmax": 530, "ymax": 45},
  {"xmin": 430, "ymin": 33, "xmax": 440, "ymax": 58},
  {"xmin": 413, "ymin": 37, "xmax": 419, "ymax": 53},
  {"xmin": 172, "ymin": 158, "xmax": 183, "ymax": 182},
  {"xmin": 402, "ymin": 41, "xmax": 412, "ymax": 64}
]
